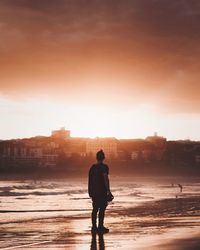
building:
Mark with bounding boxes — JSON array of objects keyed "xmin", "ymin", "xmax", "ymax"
[
  {"xmin": 131, "ymin": 151, "xmax": 140, "ymax": 160},
  {"xmin": 0, "ymin": 139, "xmax": 59, "ymax": 168},
  {"xmin": 51, "ymin": 127, "xmax": 70, "ymax": 139},
  {"xmin": 86, "ymin": 137, "xmax": 118, "ymax": 158},
  {"xmin": 141, "ymin": 148, "xmax": 166, "ymax": 162},
  {"xmin": 146, "ymin": 132, "xmax": 167, "ymax": 148},
  {"xmin": 68, "ymin": 138, "xmax": 87, "ymax": 157},
  {"xmin": 0, "ymin": 141, "xmax": 43, "ymax": 168}
]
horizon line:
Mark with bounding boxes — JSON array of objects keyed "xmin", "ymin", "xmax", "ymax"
[{"xmin": 0, "ymin": 134, "xmax": 199, "ymax": 142}]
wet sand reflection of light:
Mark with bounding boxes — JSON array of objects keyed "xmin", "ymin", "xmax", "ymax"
[
  {"xmin": 90, "ymin": 231, "xmax": 105, "ymax": 250},
  {"xmin": 0, "ymin": 178, "xmax": 200, "ymax": 249}
]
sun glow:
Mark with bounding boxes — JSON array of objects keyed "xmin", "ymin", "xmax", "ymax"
[
  {"xmin": 0, "ymin": 95, "xmax": 200, "ymax": 140},
  {"xmin": 0, "ymin": 95, "xmax": 158, "ymax": 139},
  {"xmin": 69, "ymin": 104, "xmax": 158, "ymax": 138}
]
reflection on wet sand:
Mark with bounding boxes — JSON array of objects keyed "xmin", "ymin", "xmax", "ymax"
[
  {"xmin": 0, "ymin": 207, "xmax": 200, "ymax": 249},
  {"xmin": 0, "ymin": 178, "xmax": 200, "ymax": 249},
  {"xmin": 90, "ymin": 231, "xmax": 105, "ymax": 250}
]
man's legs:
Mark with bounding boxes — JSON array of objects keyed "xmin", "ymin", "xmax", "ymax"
[
  {"xmin": 92, "ymin": 199, "xmax": 108, "ymax": 232},
  {"xmin": 92, "ymin": 202, "xmax": 99, "ymax": 229},
  {"xmin": 98, "ymin": 201, "xmax": 108, "ymax": 232},
  {"xmin": 98, "ymin": 206, "xmax": 106, "ymax": 228}
]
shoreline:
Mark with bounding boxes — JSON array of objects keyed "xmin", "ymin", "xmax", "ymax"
[
  {"xmin": 0, "ymin": 212, "xmax": 199, "ymax": 250},
  {"xmin": 0, "ymin": 172, "xmax": 200, "ymax": 181},
  {"xmin": 1, "ymin": 195, "xmax": 200, "ymax": 249}
]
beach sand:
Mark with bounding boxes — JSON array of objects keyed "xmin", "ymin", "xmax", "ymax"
[{"xmin": 0, "ymin": 196, "xmax": 200, "ymax": 250}]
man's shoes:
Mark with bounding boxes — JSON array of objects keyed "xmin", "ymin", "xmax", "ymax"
[
  {"xmin": 98, "ymin": 226, "xmax": 109, "ymax": 233},
  {"xmin": 91, "ymin": 226, "xmax": 98, "ymax": 233}
]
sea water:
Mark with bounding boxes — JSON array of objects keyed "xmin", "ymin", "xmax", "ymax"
[{"xmin": 0, "ymin": 176, "xmax": 200, "ymax": 224}]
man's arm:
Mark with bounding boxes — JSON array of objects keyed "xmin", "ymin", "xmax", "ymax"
[
  {"xmin": 88, "ymin": 168, "xmax": 93, "ymax": 197},
  {"xmin": 103, "ymin": 173, "xmax": 111, "ymax": 194}
]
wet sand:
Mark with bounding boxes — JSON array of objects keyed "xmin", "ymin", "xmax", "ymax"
[{"xmin": 1, "ymin": 196, "xmax": 200, "ymax": 250}]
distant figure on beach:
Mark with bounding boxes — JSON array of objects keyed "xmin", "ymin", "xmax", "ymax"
[
  {"xmin": 175, "ymin": 184, "xmax": 183, "ymax": 199},
  {"xmin": 88, "ymin": 150, "xmax": 113, "ymax": 233},
  {"xmin": 178, "ymin": 183, "xmax": 183, "ymax": 193}
]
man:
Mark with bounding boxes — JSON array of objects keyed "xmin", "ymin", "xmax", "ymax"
[{"xmin": 88, "ymin": 150, "xmax": 112, "ymax": 233}]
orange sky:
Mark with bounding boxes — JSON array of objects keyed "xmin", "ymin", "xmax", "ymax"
[{"xmin": 0, "ymin": 0, "xmax": 200, "ymax": 140}]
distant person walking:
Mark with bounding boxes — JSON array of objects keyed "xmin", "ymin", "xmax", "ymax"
[
  {"xmin": 88, "ymin": 150, "xmax": 113, "ymax": 233},
  {"xmin": 178, "ymin": 183, "xmax": 183, "ymax": 193}
]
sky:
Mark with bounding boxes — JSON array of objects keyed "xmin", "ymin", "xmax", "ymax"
[{"xmin": 0, "ymin": 0, "xmax": 200, "ymax": 140}]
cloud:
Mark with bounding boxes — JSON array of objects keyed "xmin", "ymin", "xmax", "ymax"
[{"xmin": 0, "ymin": 0, "xmax": 200, "ymax": 113}]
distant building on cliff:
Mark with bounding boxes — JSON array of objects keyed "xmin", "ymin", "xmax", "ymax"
[
  {"xmin": 146, "ymin": 132, "xmax": 167, "ymax": 147},
  {"xmin": 0, "ymin": 140, "xmax": 43, "ymax": 168},
  {"xmin": 51, "ymin": 127, "xmax": 70, "ymax": 139},
  {"xmin": 142, "ymin": 132, "xmax": 167, "ymax": 162},
  {"xmin": 86, "ymin": 137, "xmax": 118, "ymax": 158}
]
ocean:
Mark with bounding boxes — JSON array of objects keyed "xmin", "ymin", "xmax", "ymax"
[{"xmin": 0, "ymin": 176, "xmax": 200, "ymax": 249}]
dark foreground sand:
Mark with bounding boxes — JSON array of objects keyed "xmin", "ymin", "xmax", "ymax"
[{"xmin": 0, "ymin": 197, "xmax": 200, "ymax": 250}]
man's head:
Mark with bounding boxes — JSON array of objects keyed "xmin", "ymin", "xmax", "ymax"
[{"xmin": 96, "ymin": 149, "xmax": 105, "ymax": 162}]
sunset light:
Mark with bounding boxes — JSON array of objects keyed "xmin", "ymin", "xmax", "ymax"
[
  {"xmin": 1, "ymin": 1, "xmax": 200, "ymax": 250},
  {"xmin": 0, "ymin": 95, "xmax": 199, "ymax": 140},
  {"xmin": 0, "ymin": 0, "xmax": 200, "ymax": 141}
]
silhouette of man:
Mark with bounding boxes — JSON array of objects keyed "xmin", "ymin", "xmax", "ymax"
[{"xmin": 88, "ymin": 150, "xmax": 111, "ymax": 233}]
